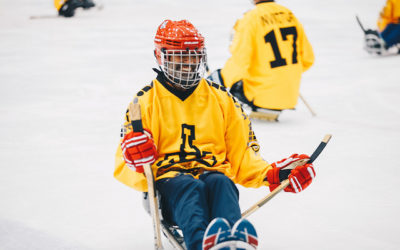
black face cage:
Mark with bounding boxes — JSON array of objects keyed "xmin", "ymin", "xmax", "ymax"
[{"xmin": 159, "ymin": 48, "xmax": 207, "ymax": 89}]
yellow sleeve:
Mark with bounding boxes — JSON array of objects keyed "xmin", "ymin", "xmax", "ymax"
[
  {"xmin": 54, "ymin": 0, "xmax": 66, "ymax": 11},
  {"xmin": 223, "ymin": 95, "xmax": 272, "ymax": 188},
  {"xmin": 114, "ymin": 143, "xmax": 148, "ymax": 192},
  {"xmin": 377, "ymin": 0, "xmax": 400, "ymax": 31},
  {"xmin": 221, "ymin": 14, "xmax": 255, "ymax": 88},
  {"xmin": 113, "ymin": 98, "xmax": 149, "ymax": 192},
  {"xmin": 298, "ymin": 23, "xmax": 315, "ymax": 72}
]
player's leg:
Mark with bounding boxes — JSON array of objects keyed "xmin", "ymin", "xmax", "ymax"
[
  {"xmin": 200, "ymin": 172, "xmax": 241, "ymax": 226},
  {"xmin": 156, "ymin": 174, "xmax": 209, "ymax": 250},
  {"xmin": 380, "ymin": 23, "xmax": 400, "ymax": 48},
  {"xmin": 229, "ymin": 81, "xmax": 254, "ymax": 107}
]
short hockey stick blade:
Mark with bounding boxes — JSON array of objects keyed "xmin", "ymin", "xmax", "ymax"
[
  {"xmin": 241, "ymin": 134, "xmax": 332, "ymax": 218},
  {"xmin": 356, "ymin": 15, "xmax": 367, "ymax": 34},
  {"xmin": 308, "ymin": 134, "xmax": 331, "ymax": 163}
]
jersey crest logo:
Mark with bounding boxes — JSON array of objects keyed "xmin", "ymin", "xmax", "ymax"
[{"xmin": 156, "ymin": 124, "xmax": 217, "ymax": 176}]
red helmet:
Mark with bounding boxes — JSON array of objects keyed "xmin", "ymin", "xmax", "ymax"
[{"xmin": 154, "ymin": 20, "xmax": 207, "ymax": 89}]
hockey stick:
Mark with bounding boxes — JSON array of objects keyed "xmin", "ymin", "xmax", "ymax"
[
  {"xmin": 356, "ymin": 15, "xmax": 367, "ymax": 34},
  {"xmin": 128, "ymin": 100, "xmax": 163, "ymax": 250},
  {"xmin": 241, "ymin": 134, "xmax": 332, "ymax": 219},
  {"xmin": 299, "ymin": 94, "xmax": 317, "ymax": 117}
]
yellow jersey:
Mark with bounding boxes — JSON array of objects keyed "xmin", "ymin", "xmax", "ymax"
[
  {"xmin": 221, "ymin": 1, "xmax": 314, "ymax": 110},
  {"xmin": 114, "ymin": 72, "xmax": 272, "ymax": 192},
  {"xmin": 54, "ymin": 0, "xmax": 66, "ymax": 11},
  {"xmin": 377, "ymin": 0, "xmax": 400, "ymax": 32}
]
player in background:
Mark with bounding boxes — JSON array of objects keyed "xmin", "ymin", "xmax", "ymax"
[
  {"xmin": 208, "ymin": 0, "xmax": 314, "ymax": 121},
  {"xmin": 365, "ymin": 0, "xmax": 400, "ymax": 54},
  {"xmin": 54, "ymin": 0, "xmax": 95, "ymax": 18},
  {"xmin": 114, "ymin": 19, "xmax": 317, "ymax": 250}
]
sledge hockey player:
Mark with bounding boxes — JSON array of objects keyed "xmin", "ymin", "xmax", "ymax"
[
  {"xmin": 54, "ymin": 0, "xmax": 95, "ymax": 18},
  {"xmin": 208, "ymin": 0, "xmax": 314, "ymax": 121},
  {"xmin": 114, "ymin": 19, "xmax": 317, "ymax": 250},
  {"xmin": 364, "ymin": 0, "xmax": 400, "ymax": 55}
]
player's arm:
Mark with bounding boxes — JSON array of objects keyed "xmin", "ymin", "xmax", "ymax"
[
  {"xmin": 120, "ymin": 99, "xmax": 157, "ymax": 173},
  {"xmin": 377, "ymin": 0, "xmax": 394, "ymax": 31},
  {"xmin": 223, "ymin": 95, "xmax": 271, "ymax": 188},
  {"xmin": 297, "ymin": 22, "xmax": 315, "ymax": 72},
  {"xmin": 113, "ymin": 97, "xmax": 156, "ymax": 191},
  {"xmin": 224, "ymin": 95, "xmax": 316, "ymax": 193}
]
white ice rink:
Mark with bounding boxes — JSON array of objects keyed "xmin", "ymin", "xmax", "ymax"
[{"xmin": 1, "ymin": 0, "xmax": 399, "ymax": 249}]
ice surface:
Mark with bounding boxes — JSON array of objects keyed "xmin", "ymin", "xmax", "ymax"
[{"xmin": 1, "ymin": 0, "xmax": 399, "ymax": 249}]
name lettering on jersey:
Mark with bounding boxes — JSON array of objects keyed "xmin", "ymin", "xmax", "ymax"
[
  {"xmin": 156, "ymin": 124, "xmax": 217, "ymax": 176},
  {"xmin": 260, "ymin": 11, "xmax": 294, "ymax": 26}
]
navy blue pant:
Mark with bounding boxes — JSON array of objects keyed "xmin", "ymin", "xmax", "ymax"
[
  {"xmin": 156, "ymin": 172, "xmax": 241, "ymax": 250},
  {"xmin": 381, "ymin": 23, "xmax": 400, "ymax": 47}
]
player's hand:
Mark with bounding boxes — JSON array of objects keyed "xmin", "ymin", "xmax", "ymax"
[
  {"xmin": 121, "ymin": 129, "xmax": 157, "ymax": 173},
  {"xmin": 266, "ymin": 154, "xmax": 316, "ymax": 193}
]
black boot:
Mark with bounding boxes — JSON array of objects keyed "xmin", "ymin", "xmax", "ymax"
[
  {"xmin": 58, "ymin": 0, "xmax": 84, "ymax": 17},
  {"xmin": 229, "ymin": 81, "xmax": 255, "ymax": 108}
]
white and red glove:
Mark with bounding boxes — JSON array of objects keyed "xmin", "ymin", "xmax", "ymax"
[
  {"xmin": 266, "ymin": 154, "xmax": 316, "ymax": 193},
  {"xmin": 121, "ymin": 129, "xmax": 157, "ymax": 173}
]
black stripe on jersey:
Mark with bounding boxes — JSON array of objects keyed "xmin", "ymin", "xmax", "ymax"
[
  {"xmin": 206, "ymin": 79, "xmax": 250, "ymax": 126},
  {"xmin": 212, "ymin": 82, "xmax": 220, "ymax": 89},
  {"xmin": 123, "ymin": 82, "xmax": 154, "ymax": 125},
  {"xmin": 205, "ymin": 79, "xmax": 227, "ymax": 92},
  {"xmin": 136, "ymin": 82, "xmax": 154, "ymax": 97},
  {"xmin": 156, "ymin": 166, "xmax": 207, "ymax": 178},
  {"xmin": 143, "ymin": 85, "xmax": 152, "ymax": 92},
  {"xmin": 125, "ymin": 109, "xmax": 129, "ymax": 123},
  {"xmin": 256, "ymin": 0, "xmax": 274, "ymax": 4},
  {"xmin": 206, "ymin": 79, "xmax": 241, "ymax": 106}
]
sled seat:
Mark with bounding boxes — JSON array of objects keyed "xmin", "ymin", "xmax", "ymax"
[{"xmin": 142, "ymin": 192, "xmax": 186, "ymax": 249}]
